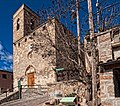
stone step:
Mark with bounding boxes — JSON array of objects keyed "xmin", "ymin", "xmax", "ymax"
[
  {"xmin": 21, "ymin": 88, "xmax": 44, "ymax": 99},
  {"xmin": 21, "ymin": 87, "xmax": 48, "ymax": 99}
]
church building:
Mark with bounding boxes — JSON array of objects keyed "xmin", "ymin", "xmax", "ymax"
[{"xmin": 13, "ymin": 4, "xmax": 78, "ymax": 88}]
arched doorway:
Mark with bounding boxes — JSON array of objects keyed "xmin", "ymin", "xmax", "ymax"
[{"xmin": 25, "ymin": 65, "xmax": 36, "ymax": 88}]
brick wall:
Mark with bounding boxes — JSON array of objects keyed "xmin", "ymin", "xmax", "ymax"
[{"xmin": 0, "ymin": 70, "xmax": 13, "ymax": 92}]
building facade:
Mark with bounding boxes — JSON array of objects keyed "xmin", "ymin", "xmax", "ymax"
[
  {"xmin": 0, "ymin": 70, "xmax": 13, "ymax": 93},
  {"xmin": 13, "ymin": 4, "xmax": 78, "ymax": 90},
  {"xmin": 84, "ymin": 27, "xmax": 120, "ymax": 106}
]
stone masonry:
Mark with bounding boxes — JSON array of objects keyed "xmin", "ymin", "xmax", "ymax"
[
  {"xmin": 13, "ymin": 4, "xmax": 78, "ymax": 91},
  {"xmin": 85, "ymin": 27, "xmax": 120, "ymax": 106}
]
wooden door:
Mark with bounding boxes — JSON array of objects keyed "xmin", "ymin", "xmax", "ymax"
[{"xmin": 28, "ymin": 72, "xmax": 34, "ymax": 88}]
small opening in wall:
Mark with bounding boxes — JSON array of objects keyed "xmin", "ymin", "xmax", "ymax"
[
  {"xmin": 33, "ymin": 32, "xmax": 35, "ymax": 36},
  {"xmin": 30, "ymin": 19, "xmax": 34, "ymax": 30},
  {"xmin": 18, "ymin": 43, "xmax": 20, "ymax": 47},
  {"xmin": 29, "ymin": 36, "xmax": 33, "ymax": 40},
  {"xmin": 117, "ymin": 57, "xmax": 120, "ymax": 60},
  {"xmin": 2, "ymin": 74, "xmax": 7, "ymax": 79},
  {"xmin": 64, "ymin": 28, "xmax": 67, "ymax": 34},
  {"xmin": 13, "ymin": 43, "xmax": 16, "ymax": 46},
  {"xmin": 17, "ymin": 18, "xmax": 20, "ymax": 30},
  {"xmin": 25, "ymin": 38, "xmax": 27, "ymax": 42},
  {"xmin": 42, "ymin": 26, "xmax": 46, "ymax": 31}
]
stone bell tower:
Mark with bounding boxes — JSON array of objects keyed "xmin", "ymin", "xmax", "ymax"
[{"xmin": 13, "ymin": 4, "xmax": 40, "ymax": 43}]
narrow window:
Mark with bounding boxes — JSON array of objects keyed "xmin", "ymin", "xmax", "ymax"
[
  {"xmin": 17, "ymin": 18, "xmax": 20, "ymax": 30},
  {"xmin": 30, "ymin": 19, "xmax": 34, "ymax": 30},
  {"xmin": 42, "ymin": 26, "xmax": 46, "ymax": 31},
  {"xmin": 18, "ymin": 43, "xmax": 20, "ymax": 47},
  {"xmin": 25, "ymin": 38, "xmax": 27, "ymax": 42},
  {"xmin": 113, "ymin": 68, "xmax": 120, "ymax": 97},
  {"xmin": 2, "ymin": 74, "xmax": 7, "ymax": 79}
]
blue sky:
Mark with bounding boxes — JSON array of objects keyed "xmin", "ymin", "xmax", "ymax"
[
  {"xmin": 0, "ymin": 0, "xmax": 89, "ymax": 54},
  {"xmin": 0, "ymin": 0, "xmax": 119, "ymax": 54},
  {"xmin": 0, "ymin": 0, "xmax": 119, "ymax": 71}
]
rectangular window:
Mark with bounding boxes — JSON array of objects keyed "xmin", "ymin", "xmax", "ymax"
[
  {"xmin": 2, "ymin": 74, "xmax": 7, "ymax": 79},
  {"xmin": 113, "ymin": 68, "xmax": 120, "ymax": 97}
]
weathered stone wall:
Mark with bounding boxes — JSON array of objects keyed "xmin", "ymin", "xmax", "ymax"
[
  {"xmin": 97, "ymin": 31, "xmax": 112, "ymax": 63},
  {"xmin": 47, "ymin": 80, "xmax": 86, "ymax": 98},
  {"xmin": 13, "ymin": 4, "xmax": 40, "ymax": 42},
  {"xmin": 13, "ymin": 4, "xmax": 78, "ymax": 89},
  {"xmin": 97, "ymin": 31, "xmax": 115, "ymax": 106},
  {"xmin": 13, "ymin": 19, "xmax": 56, "ymax": 88},
  {"xmin": 100, "ymin": 70, "xmax": 115, "ymax": 101},
  {"xmin": 24, "ymin": 5, "xmax": 40, "ymax": 36},
  {"xmin": 55, "ymin": 20, "xmax": 78, "ymax": 70},
  {"xmin": 101, "ymin": 99, "xmax": 120, "ymax": 106},
  {"xmin": 84, "ymin": 30, "xmax": 120, "ymax": 105},
  {"xmin": 13, "ymin": 5, "xmax": 24, "ymax": 42},
  {"xmin": 97, "ymin": 28, "xmax": 120, "ymax": 106}
]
